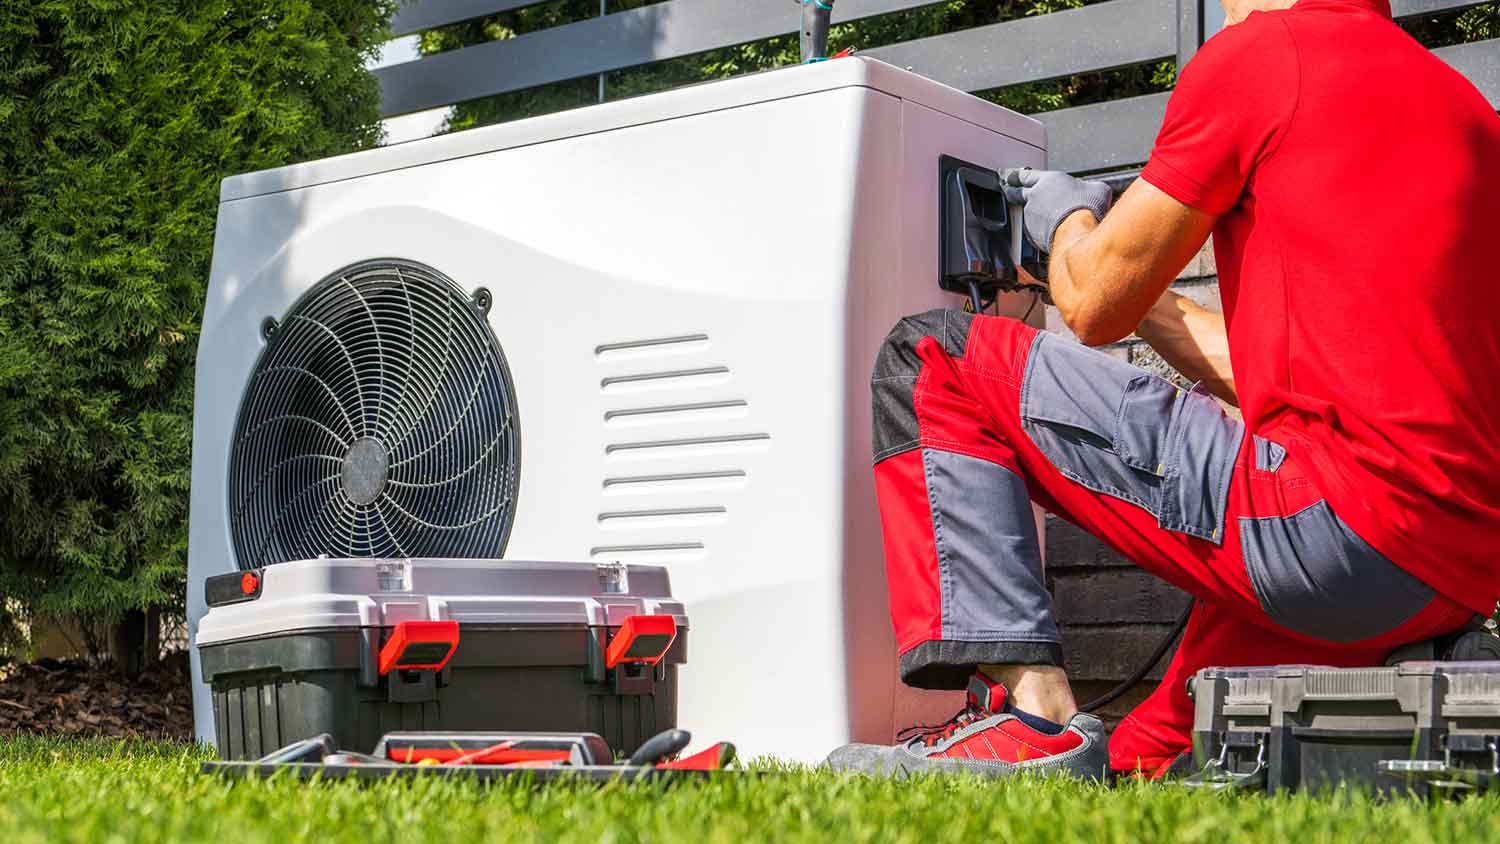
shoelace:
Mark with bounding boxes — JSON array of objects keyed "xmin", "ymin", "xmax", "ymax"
[{"xmin": 895, "ymin": 701, "xmax": 989, "ymax": 748}]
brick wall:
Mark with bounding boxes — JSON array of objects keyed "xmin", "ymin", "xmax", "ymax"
[{"xmin": 1040, "ymin": 239, "xmax": 1220, "ymax": 720}]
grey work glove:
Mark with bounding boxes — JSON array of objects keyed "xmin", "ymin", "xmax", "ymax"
[{"xmin": 999, "ymin": 168, "xmax": 1113, "ymax": 254}]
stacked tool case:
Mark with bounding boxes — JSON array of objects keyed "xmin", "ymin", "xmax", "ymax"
[
  {"xmin": 196, "ymin": 558, "xmax": 686, "ymax": 760},
  {"xmin": 1189, "ymin": 662, "xmax": 1500, "ymax": 793}
]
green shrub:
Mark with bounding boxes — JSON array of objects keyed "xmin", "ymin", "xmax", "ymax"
[{"xmin": 0, "ymin": 0, "xmax": 393, "ymax": 645}]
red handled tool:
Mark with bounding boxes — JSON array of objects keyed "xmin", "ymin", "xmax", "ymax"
[
  {"xmin": 627, "ymin": 729, "xmax": 737, "ymax": 771},
  {"xmin": 659, "ymin": 742, "xmax": 738, "ymax": 771},
  {"xmin": 376, "ymin": 732, "xmax": 611, "ymax": 766}
]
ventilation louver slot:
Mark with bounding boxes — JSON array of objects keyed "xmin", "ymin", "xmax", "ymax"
[
  {"xmin": 228, "ymin": 260, "xmax": 520, "ymax": 570},
  {"xmin": 593, "ymin": 331, "xmax": 770, "ymax": 562}
]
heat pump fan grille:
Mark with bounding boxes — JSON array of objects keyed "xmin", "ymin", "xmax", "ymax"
[{"xmin": 229, "ymin": 260, "xmax": 519, "ymax": 570}]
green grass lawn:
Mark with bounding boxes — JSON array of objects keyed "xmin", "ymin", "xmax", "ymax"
[{"xmin": 2, "ymin": 737, "xmax": 1499, "ymax": 843}]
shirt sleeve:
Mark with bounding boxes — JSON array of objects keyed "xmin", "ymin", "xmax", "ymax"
[{"xmin": 1140, "ymin": 14, "xmax": 1301, "ymax": 215}]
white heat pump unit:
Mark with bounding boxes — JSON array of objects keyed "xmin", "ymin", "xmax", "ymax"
[{"xmin": 188, "ymin": 57, "xmax": 1045, "ymax": 762}]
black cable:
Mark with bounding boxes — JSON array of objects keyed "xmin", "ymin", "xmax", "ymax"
[
  {"xmin": 1020, "ymin": 290, "xmax": 1041, "ymax": 323},
  {"xmin": 1079, "ymin": 599, "xmax": 1194, "ymax": 713}
]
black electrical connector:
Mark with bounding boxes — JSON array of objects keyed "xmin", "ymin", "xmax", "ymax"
[{"xmin": 939, "ymin": 155, "xmax": 1050, "ymax": 312}]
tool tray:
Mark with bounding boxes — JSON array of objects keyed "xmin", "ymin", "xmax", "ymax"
[
  {"xmin": 195, "ymin": 558, "xmax": 687, "ymax": 760},
  {"xmin": 200, "ymin": 727, "xmax": 738, "ymax": 783},
  {"xmin": 200, "ymin": 761, "xmax": 720, "ymax": 784}
]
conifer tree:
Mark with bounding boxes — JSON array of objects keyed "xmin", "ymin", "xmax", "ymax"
[{"xmin": 0, "ymin": 1, "xmax": 394, "ymax": 661}]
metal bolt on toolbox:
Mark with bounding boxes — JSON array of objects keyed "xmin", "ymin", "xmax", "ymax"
[{"xmin": 195, "ymin": 558, "xmax": 687, "ymax": 760}]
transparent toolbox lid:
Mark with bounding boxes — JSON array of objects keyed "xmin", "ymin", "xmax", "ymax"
[{"xmin": 196, "ymin": 558, "xmax": 685, "ymax": 646}]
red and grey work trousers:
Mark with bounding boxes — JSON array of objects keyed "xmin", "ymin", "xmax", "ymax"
[{"xmin": 871, "ymin": 310, "xmax": 1474, "ymax": 772}]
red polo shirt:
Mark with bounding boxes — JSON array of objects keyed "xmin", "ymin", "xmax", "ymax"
[{"xmin": 1141, "ymin": 0, "xmax": 1500, "ymax": 614}]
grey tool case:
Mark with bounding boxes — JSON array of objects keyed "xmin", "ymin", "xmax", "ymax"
[
  {"xmin": 195, "ymin": 558, "xmax": 687, "ymax": 760},
  {"xmin": 1186, "ymin": 661, "xmax": 1500, "ymax": 794}
]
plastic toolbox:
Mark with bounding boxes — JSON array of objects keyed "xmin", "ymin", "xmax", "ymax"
[
  {"xmin": 1187, "ymin": 662, "xmax": 1500, "ymax": 793},
  {"xmin": 195, "ymin": 558, "xmax": 687, "ymax": 760}
]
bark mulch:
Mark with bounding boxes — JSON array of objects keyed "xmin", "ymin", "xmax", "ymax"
[{"xmin": 0, "ymin": 652, "xmax": 193, "ymax": 740}]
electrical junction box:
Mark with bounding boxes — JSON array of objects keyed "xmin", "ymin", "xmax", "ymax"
[{"xmin": 189, "ymin": 56, "xmax": 1046, "ymax": 762}]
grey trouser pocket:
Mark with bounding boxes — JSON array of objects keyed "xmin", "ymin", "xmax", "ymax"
[
  {"xmin": 1019, "ymin": 332, "xmax": 1243, "ymax": 543},
  {"xmin": 1241, "ymin": 499, "xmax": 1435, "ymax": 643}
]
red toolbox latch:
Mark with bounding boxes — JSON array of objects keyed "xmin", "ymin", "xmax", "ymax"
[
  {"xmin": 379, "ymin": 620, "xmax": 459, "ymax": 675},
  {"xmin": 605, "ymin": 615, "xmax": 677, "ymax": 669}
]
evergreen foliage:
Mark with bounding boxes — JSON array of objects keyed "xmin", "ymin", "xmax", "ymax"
[
  {"xmin": 1401, "ymin": 2, "xmax": 1500, "ymax": 46},
  {"xmin": 0, "ymin": 1, "xmax": 393, "ymax": 635}
]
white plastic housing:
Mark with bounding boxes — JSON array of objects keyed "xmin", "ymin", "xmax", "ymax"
[{"xmin": 190, "ymin": 57, "xmax": 1045, "ymax": 762}]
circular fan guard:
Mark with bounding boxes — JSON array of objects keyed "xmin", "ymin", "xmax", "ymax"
[{"xmin": 229, "ymin": 260, "xmax": 520, "ymax": 570}]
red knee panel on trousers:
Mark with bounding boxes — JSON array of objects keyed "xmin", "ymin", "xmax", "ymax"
[{"xmin": 912, "ymin": 336, "xmax": 1017, "ymax": 468}]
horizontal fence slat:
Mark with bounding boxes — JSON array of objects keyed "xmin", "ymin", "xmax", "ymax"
[
  {"xmin": 1036, "ymin": 92, "xmax": 1169, "ymax": 173},
  {"xmin": 865, "ymin": 0, "xmax": 1175, "ymax": 94},
  {"xmin": 377, "ymin": 0, "xmax": 949, "ymax": 116},
  {"xmin": 1435, "ymin": 38, "xmax": 1500, "ymax": 107},
  {"xmin": 383, "ymin": 0, "xmax": 1492, "ymax": 170},
  {"xmin": 1391, "ymin": 0, "xmax": 1492, "ymax": 17},
  {"xmin": 1035, "ymin": 36, "xmax": 1499, "ymax": 173},
  {"xmin": 392, "ymin": 1, "xmax": 550, "ymax": 37}
]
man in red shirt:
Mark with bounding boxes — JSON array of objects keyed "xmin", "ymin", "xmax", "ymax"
[{"xmin": 828, "ymin": 0, "xmax": 1500, "ymax": 779}]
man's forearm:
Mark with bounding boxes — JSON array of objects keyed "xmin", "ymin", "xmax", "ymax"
[
  {"xmin": 1042, "ymin": 183, "xmax": 1217, "ymax": 346},
  {"xmin": 1135, "ymin": 290, "xmax": 1238, "ymax": 406}
]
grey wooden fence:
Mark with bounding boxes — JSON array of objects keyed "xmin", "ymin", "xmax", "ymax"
[
  {"xmin": 377, "ymin": 0, "xmax": 1499, "ymax": 173},
  {"xmin": 375, "ymin": 0, "xmax": 1500, "ymax": 173}
]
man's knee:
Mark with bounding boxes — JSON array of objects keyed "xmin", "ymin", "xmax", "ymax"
[
  {"xmin": 870, "ymin": 309, "xmax": 976, "ymax": 462},
  {"xmin": 872, "ymin": 309, "xmax": 974, "ymax": 379}
]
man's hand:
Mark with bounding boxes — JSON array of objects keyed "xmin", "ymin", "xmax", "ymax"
[
  {"xmin": 1026, "ymin": 179, "xmax": 1236, "ymax": 404},
  {"xmin": 999, "ymin": 168, "xmax": 1113, "ymax": 254}
]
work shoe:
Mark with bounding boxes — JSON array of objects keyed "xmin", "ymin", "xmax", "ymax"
[{"xmin": 824, "ymin": 673, "xmax": 1108, "ymax": 780}]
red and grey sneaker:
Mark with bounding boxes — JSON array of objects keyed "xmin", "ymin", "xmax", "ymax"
[{"xmin": 824, "ymin": 673, "xmax": 1108, "ymax": 780}]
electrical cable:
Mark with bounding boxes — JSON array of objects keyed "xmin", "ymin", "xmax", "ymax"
[
  {"xmin": 1020, "ymin": 290, "xmax": 1041, "ymax": 323},
  {"xmin": 1078, "ymin": 598, "xmax": 1194, "ymax": 713}
]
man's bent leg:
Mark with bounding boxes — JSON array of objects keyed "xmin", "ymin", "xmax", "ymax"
[
  {"xmin": 831, "ymin": 309, "xmax": 1107, "ymax": 779},
  {"xmin": 870, "ymin": 309, "xmax": 1064, "ymax": 689},
  {"xmin": 854, "ymin": 309, "xmax": 1473, "ymax": 778}
]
